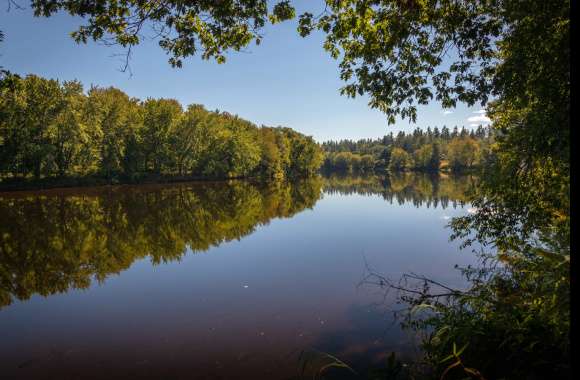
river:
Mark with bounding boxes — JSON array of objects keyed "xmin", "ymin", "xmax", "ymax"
[{"xmin": 0, "ymin": 173, "xmax": 478, "ymax": 379}]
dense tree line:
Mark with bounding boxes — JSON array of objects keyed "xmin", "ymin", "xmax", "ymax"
[
  {"xmin": 321, "ymin": 126, "xmax": 491, "ymax": 174},
  {"xmin": 0, "ymin": 73, "xmax": 323, "ymax": 184}
]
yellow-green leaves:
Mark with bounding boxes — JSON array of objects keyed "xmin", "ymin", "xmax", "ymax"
[
  {"xmin": 32, "ymin": 0, "xmax": 296, "ymax": 67},
  {"xmin": 0, "ymin": 74, "xmax": 323, "ymax": 182},
  {"xmin": 270, "ymin": 1, "xmax": 296, "ymax": 24}
]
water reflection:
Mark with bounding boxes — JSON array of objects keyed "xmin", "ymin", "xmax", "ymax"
[
  {"xmin": 0, "ymin": 174, "xmax": 478, "ymax": 308},
  {"xmin": 0, "ymin": 173, "xmax": 477, "ymax": 379},
  {"xmin": 0, "ymin": 179, "xmax": 323, "ymax": 308},
  {"xmin": 323, "ymin": 172, "xmax": 477, "ymax": 209}
]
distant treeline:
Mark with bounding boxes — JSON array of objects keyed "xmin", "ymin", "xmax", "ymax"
[
  {"xmin": 0, "ymin": 73, "xmax": 323, "ymax": 186},
  {"xmin": 322, "ymin": 126, "xmax": 492, "ymax": 173}
]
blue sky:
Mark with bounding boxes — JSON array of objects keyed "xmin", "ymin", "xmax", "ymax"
[{"xmin": 0, "ymin": 2, "xmax": 490, "ymax": 142}]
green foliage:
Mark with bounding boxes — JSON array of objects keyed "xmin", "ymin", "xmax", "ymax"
[
  {"xmin": 0, "ymin": 74, "xmax": 65, "ymax": 178},
  {"xmin": 84, "ymin": 86, "xmax": 142, "ymax": 179},
  {"xmin": 388, "ymin": 148, "xmax": 413, "ymax": 172},
  {"xmin": 347, "ymin": 0, "xmax": 570, "ymax": 378},
  {"xmin": 395, "ymin": 248, "xmax": 570, "ymax": 380},
  {"xmin": 436, "ymin": 343, "xmax": 486, "ymax": 380},
  {"xmin": 322, "ymin": 127, "xmax": 490, "ymax": 174},
  {"xmin": 384, "ymin": 4, "xmax": 571, "ymax": 372},
  {"xmin": 258, "ymin": 127, "xmax": 286, "ymax": 179},
  {"xmin": 284, "ymin": 128, "xmax": 325, "ymax": 177},
  {"xmin": 200, "ymin": 125, "xmax": 261, "ymax": 178},
  {"xmin": 413, "ymin": 144, "xmax": 433, "ymax": 171},
  {"xmin": 330, "ymin": 152, "xmax": 353, "ymax": 172},
  {"xmin": 26, "ymin": 1, "xmax": 509, "ymax": 125},
  {"xmin": 446, "ymin": 137, "xmax": 480, "ymax": 172},
  {"xmin": 140, "ymin": 98, "xmax": 182, "ymax": 174},
  {"xmin": 299, "ymin": 0, "xmax": 505, "ymax": 123},
  {"xmin": 0, "ymin": 74, "xmax": 323, "ymax": 184},
  {"xmin": 169, "ymin": 104, "xmax": 215, "ymax": 176},
  {"xmin": 31, "ymin": 0, "xmax": 297, "ymax": 67},
  {"xmin": 449, "ymin": 0, "xmax": 570, "ymax": 258},
  {"xmin": 428, "ymin": 143, "xmax": 441, "ymax": 173},
  {"xmin": 323, "ymin": 151, "xmax": 376, "ymax": 174}
]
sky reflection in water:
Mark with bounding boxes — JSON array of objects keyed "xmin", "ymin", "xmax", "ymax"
[{"xmin": 0, "ymin": 173, "xmax": 478, "ymax": 379}]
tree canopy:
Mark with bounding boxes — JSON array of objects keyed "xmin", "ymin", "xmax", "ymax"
[
  {"xmin": 0, "ymin": 74, "xmax": 323, "ymax": 184},
  {"xmin": 321, "ymin": 125, "xmax": 490, "ymax": 173},
  {"xmin": 29, "ymin": 0, "xmax": 296, "ymax": 68},
  {"xmin": 21, "ymin": 1, "xmax": 565, "ymax": 126}
]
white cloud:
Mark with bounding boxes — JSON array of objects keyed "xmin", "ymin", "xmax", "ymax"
[
  {"xmin": 467, "ymin": 114, "xmax": 491, "ymax": 124},
  {"xmin": 442, "ymin": 110, "xmax": 453, "ymax": 115},
  {"xmin": 469, "ymin": 123, "xmax": 479, "ymax": 127},
  {"xmin": 473, "ymin": 109, "xmax": 487, "ymax": 114}
]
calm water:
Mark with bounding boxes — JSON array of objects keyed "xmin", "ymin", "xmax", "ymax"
[{"xmin": 0, "ymin": 174, "xmax": 478, "ymax": 379}]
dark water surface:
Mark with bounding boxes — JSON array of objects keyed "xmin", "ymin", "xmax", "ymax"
[{"xmin": 0, "ymin": 174, "xmax": 478, "ymax": 379}]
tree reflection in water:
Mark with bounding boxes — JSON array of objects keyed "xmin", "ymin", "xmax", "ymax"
[
  {"xmin": 0, "ymin": 179, "xmax": 323, "ymax": 308},
  {"xmin": 0, "ymin": 173, "xmax": 476, "ymax": 309}
]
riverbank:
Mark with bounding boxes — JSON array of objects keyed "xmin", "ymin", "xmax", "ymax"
[
  {"xmin": 0, "ymin": 174, "xmax": 270, "ymax": 193},
  {"xmin": 0, "ymin": 168, "xmax": 480, "ymax": 193}
]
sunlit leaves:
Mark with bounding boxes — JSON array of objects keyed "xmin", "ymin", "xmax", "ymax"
[
  {"xmin": 387, "ymin": 147, "xmax": 413, "ymax": 171},
  {"xmin": 270, "ymin": 1, "xmax": 296, "ymax": 23},
  {"xmin": 446, "ymin": 137, "xmax": 480, "ymax": 171},
  {"xmin": 297, "ymin": 0, "xmax": 505, "ymax": 123},
  {"xmin": 31, "ymin": 0, "xmax": 297, "ymax": 66},
  {"xmin": 0, "ymin": 74, "xmax": 324, "ymax": 182}
]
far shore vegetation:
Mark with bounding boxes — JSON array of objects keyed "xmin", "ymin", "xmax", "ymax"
[
  {"xmin": 321, "ymin": 126, "xmax": 491, "ymax": 174},
  {"xmin": 0, "ymin": 73, "xmax": 323, "ymax": 190},
  {"xmin": 0, "ymin": 72, "xmax": 490, "ymax": 192}
]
